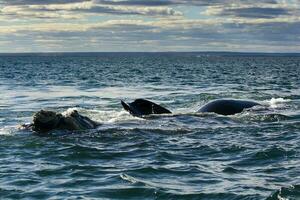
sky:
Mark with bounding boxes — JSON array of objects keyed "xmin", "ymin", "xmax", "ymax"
[{"xmin": 0, "ymin": 0, "xmax": 299, "ymax": 53}]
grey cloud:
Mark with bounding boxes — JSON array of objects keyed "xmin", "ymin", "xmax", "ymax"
[
  {"xmin": 2, "ymin": 0, "xmax": 278, "ymax": 6},
  {"xmin": 96, "ymin": 0, "xmax": 174, "ymax": 6},
  {"xmin": 7, "ymin": 19, "xmax": 300, "ymax": 45},
  {"xmin": 2, "ymin": 0, "xmax": 90, "ymax": 5},
  {"xmin": 96, "ymin": 0, "xmax": 278, "ymax": 6},
  {"xmin": 1, "ymin": 19, "xmax": 299, "ymax": 52},
  {"xmin": 28, "ymin": 5, "xmax": 181, "ymax": 16},
  {"xmin": 219, "ymin": 7, "xmax": 291, "ymax": 19},
  {"xmin": 241, "ymin": 22, "xmax": 300, "ymax": 41},
  {"xmin": 1, "ymin": 0, "xmax": 283, "ymax": 19}
]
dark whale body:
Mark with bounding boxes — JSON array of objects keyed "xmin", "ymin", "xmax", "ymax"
[
  {"xmin": 121, "ymin": 99, "xmax": 260, "ymax": 116},
  {"xmin": 121, "ymin": 99, "xmax": 171, "ymax": 117},
  {"xmin": 20, "ymin": 109, "xmax": 99, "ymax": 133},
  {"xmin": 198, "ymin": 99, "xmax": 260, "ymax": 115}
]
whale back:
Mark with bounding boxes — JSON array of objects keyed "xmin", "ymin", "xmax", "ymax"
[
  {"xmin": 198, "ymin": 99, "xmax": 260, "ymax": 115},
  {"xmin": 59, "ymin": 109, "xmax": 98, "ymax": 130},
  {"xmin": 121, "ymin": 99, "xmax": 172, "ymax": 117}
]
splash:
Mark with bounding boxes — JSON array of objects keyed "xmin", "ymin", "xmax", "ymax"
[
  {"xmin": 61, "ymin": 107, "xmax": 79, "ymax": 117},
  {"xmin": 0, "ymin": 126, "xmax": 14, "ymax": 135},
  {"xmin": 86, "ymin": 109, "xmax": 144, "ymax": 123},
  {"xmin": 266, "ymin": 98, "xmax": 291, "ymax": 108},
  {"xmin": 266, "ymin": 185, "xmax": 300, "ymax": 200}
]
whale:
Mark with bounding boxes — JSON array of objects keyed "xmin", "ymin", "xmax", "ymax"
[
  {"xmin": 121, "ymin": 99, "xmax": 260, "ymax": 117},
  {"xmin": 198, "ymin": 99, "xmax": 260, "ymax": 115},
  {"xmin": 121, "ymin": 99, "xmax": 172, "ymax": 117},
  {"xmin": 20, "ymin": 109, "xmax": 99, "ymax": 133}
]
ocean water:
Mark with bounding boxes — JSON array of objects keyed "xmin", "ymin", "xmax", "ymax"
[{"xmin": 0, "ymin": 52, "xmax": 299, "ymax": 200}]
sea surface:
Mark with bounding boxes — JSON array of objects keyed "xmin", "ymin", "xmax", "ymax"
[{"xmin": 0, "ymin": 52, "xmax": 299, "ymax": 200}]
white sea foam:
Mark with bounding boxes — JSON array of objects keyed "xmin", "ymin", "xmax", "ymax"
[
  {"xmin": 265, "ymin": 98, "xmax": 291, "ymax": 108},
  {"xmin": 86, "ymin": 109, "xmax": 144, "ymax": 124},
  {"xmin": 61, "ymin": 107, "xmax": 79, "ymax": 117},
  {"xmin": 0, "ymin": 126, "xmax": 13, "ymax": 135},
  {"xmin": 59, "ymin": 107, "xmax": 143, "ymax": 125}
]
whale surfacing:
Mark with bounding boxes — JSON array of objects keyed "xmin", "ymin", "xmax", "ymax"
[
  {"xmin": 20, "ymin": 109, "xmax": 99, "ymax": 133},
  {"xmin": 121, "ymin": 99, "xmax": 172, "ymax": 117},
  {"xmin": 121, "ymin": 98, "xmax": 260, "ymax": 117},
  {"xmin": 198, "ymin": 99, "xmax": 260, "ymax": 115}
]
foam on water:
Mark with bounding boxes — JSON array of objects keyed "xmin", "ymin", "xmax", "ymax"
[
  {"xmin": 267, "ymin": 185, "xmax": 300, "ymax": 200},
  {"xmin": 83, "ymin": 109, "xmax": 144, "ymax": 123},
  {"xmin": 265, "ymin": 98, "xmax": 291, "ymax": 108},
  {"xmin": 61, "ymin": 107, "xmax": 79, "ymax": 117},
  {"xmin": 0, "ymin": 126, "xmax": 14, "ymax": 135}
]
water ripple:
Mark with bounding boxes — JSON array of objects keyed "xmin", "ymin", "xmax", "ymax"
[{"xmin": 0, "ymin": 53, "xmax": 299, "ymax": 199}]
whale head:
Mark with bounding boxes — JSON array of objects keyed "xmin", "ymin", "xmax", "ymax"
[{"xmin": 32, "ymin": 110, "xmax": 62, "ymax": 132}]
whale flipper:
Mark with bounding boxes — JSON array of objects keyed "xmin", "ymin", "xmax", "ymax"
[
  {"xmin": 121, "ymin": 99, "xmax": 172, "ymax": 117},
  {"xmin": 198, "ymin": 99, "xmax": 260, "ymax": 115}
]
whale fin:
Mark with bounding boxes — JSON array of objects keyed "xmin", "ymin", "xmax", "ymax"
[
  {"xmin": 121, "ymin": 99, "xmax": 172, "ymax": 117},
  {"xmin": 121, "ymin": 100, "xmax": 141, "ymax": 115}
]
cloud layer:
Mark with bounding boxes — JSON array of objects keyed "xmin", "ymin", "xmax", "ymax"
[{"xmin": 0, "ymin": 0, "xmax": 299, "ymax": 52}]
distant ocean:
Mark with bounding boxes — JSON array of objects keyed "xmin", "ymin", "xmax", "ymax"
[{"xmin": 0, "ymin": 52, "xmax": 299, "ymax": 199}]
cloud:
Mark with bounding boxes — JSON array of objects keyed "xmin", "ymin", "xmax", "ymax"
[
  {"xmin": 221, "ymin": 7, "xmax": 290, "ymax": 19},
  {"xmin": 206, "ymin": 4, "xmax": 296, "ymax": 19},
  {"xmin": 28, "ymin": 2, "xmax": 182, "ymax": 16},
  {"xmin": 1, "ymin": 0, "xmax": 279, "ymax": 7},
  {"xmin": 95, "ymin": 0, "xmax": 175, "ymax": 6},
  {"xmin": 94, "ymin": 0, "xmax": 278, "ymax": 7},
  {"xmin": 0, "ymin": 0, "xmax": 289, "ymax": 20},
  {"xmin": 2, "ymin": 0, "xmax": 90, "ymax": 5},
  {"xmin": 0, "ymin": 2, "xmax": 182, "ymax": 19},
  {"xmin": 0, "ymin": 0, "xmax": 299, "ymax": 52},
  {"xmin": 1, "ymin": 18, "xmax": 299, "ymax": 51}
]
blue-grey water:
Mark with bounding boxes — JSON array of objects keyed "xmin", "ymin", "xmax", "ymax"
[{"xmin": 0, "ymin": 52, "xmax": 299, "ymax": 200}]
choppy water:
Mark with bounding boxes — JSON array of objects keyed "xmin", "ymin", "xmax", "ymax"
[{"xmin": 0, "ymin": 52, "xmax": 299, "ymax": 200}]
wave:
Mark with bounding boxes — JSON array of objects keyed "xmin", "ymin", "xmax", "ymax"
[
  {"xmin": 230, "ymin": 146, "xmax": 296, "ymax": 167},
  {"xmin": 266, "ymin": 185, "xmax": 300, "ymax": 200},
  {"xmin": 235, "ymin": 113, "xmax": 291, "ymax": 122}
]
